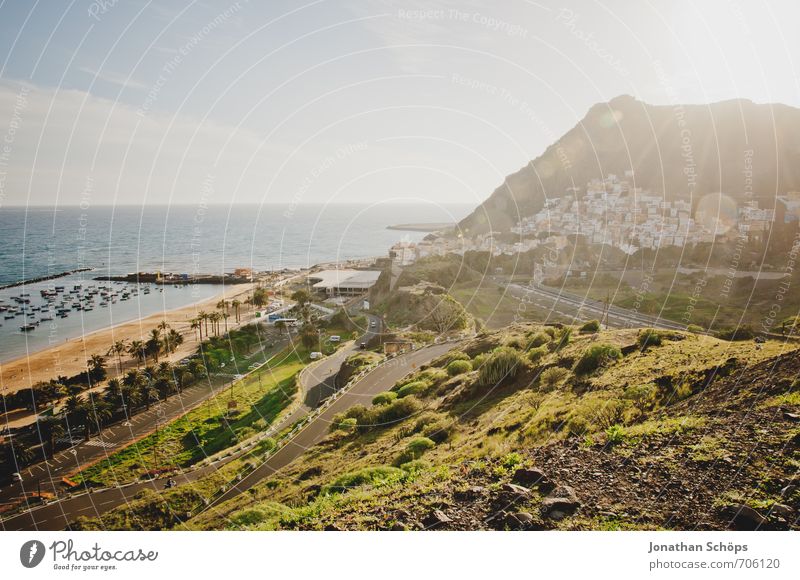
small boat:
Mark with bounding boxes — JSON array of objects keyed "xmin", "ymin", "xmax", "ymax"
[{"xmin": 19, "ymin": 324, "xmax": 35, "ymax": 331}]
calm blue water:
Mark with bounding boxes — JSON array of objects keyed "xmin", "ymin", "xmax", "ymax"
[{"xmin": 0, "ymin": 203, "xmax": 471, "ymax": 362}]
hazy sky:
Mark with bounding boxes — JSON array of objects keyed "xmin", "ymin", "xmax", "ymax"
[{"xmin": 0, "ymin": 0, "xmax": 798, "ymax": 207}]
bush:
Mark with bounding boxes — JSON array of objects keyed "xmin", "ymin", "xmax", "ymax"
[
  {"xmin": 686, "ymin": 324, "xmax": 704, "ymax": 334},
  {"xmin": 714, "ymin": 326, "xmax": 754, "ymax": 341},
  {"xmin": 574, "ymin": 344, "xmax": 622, "ymax": 375},
  {"xmin": 605, "ymin": 424, "xmax": 627, "ymax": 445},
  {"xmin": 566, "ymin": 415, "xmax": 590, "ymax": 437},
  {"xmin": 323, "ymin": 466, "xmax": 405, "ymax": 494},
  {"xmin": 372, "ymin": 391, "xmax": 398, "ymax": 406},
  {"xmin": 397, "ymin": 381, "xmax": 429, "ymax": 398},
  {"xmin": 446, "ymin": 359, "xmax": 472, "ymax": 376},
  {"xmin": 549, "ymin": 327, "xmax": 572, "ymax": 352},
  {"xmin": 624, "ymin": 384, "xmax": 657, "ymax": 414},
  {"xmin": 476, "ymin": 347, "xmax": 525, "ymax": 387},
  {"xmin": 637, "ymin": 328, "xmax": 663, "ymax": 349},
  {"xmin": 399, "ymin": 459, "xmax": 430, "ymax": 473},
  {"xmin": 579, "ymin": 319, "xmax": 600, "ymax": 334},
  {"xmin": 539, "ymin": 367, "xmax": 570, "ymax": 390},
  {"xmin": 527, "ymin": 346, "xmax": 548, "ymax": 364},
  {"xmin": 527, "ymin": 332, "xmax": 551, "ymax": 348},
  {"xmin": 406, "ymin": 436, "xmax": 435, "ymax": 458},
  {"xmin": 471, "ymin": 353, "xmax": 489, "ymax": 369},
  {"xmin": 543, "ymin": 326, "xmax": 558, "ymax": 339},
  {"xmin": 334, "ymin": 417, "xmax": 358, "ymax": 432}
]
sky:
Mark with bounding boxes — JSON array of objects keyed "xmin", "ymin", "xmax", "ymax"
[{"xmin": 0, "ymin": 0, "xmax": 798, "ymax": 207}]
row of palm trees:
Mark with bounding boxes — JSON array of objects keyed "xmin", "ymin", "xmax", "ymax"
[{"xmin": 107, "ymin": 321, "xmax": 184, "ymax": 372}]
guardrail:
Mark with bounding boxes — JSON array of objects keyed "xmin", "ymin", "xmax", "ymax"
[{"xmin": 197, "ymin": 340, "xmax": 458, "ymax": 514}]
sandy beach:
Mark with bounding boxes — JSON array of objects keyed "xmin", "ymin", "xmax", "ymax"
[{"xmin": 0, "ymin": 282, "xmax": 259, "ymax": 404}]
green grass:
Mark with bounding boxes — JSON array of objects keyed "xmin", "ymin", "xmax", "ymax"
[{"xmin": 76, "ymin": 349, "xmax": 304, "ymax": 486}]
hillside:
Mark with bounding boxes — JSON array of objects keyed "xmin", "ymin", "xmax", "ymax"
[
  {"xmin": 459, "ymin": 96, "xmax": 800, "ymax": 234},
  {"xmin": 81, "ymin": 325, "xmax": 800, "ymax": 531}
]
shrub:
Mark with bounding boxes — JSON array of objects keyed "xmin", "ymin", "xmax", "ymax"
[
  {"xmin": 476, "ymin": 347, "xmax": 525, "ymax": 387},
  {"xmin": 406, "ymin": 436, "xmax": 435, "ymax": 458},
  {"xmin": 500, "ymin": 452, "xmax": 523, "ymax": 469},
  {"xmin": 323, "ymin": 466, "xmax": 405, "ymax": 494},
  {"xmin": 527, "ymin": 346, "xmax": 548, "ymax": 364},
  {"xmin": 446, "ymin": 359, "xmax": 472, "ymax": 376},
  {"xmin": 543, "ymin": 326, "xmax": 558, "ymax": 339},
  {"xmin": 605, "ymin": 424, "xmax": 627, "ymax": 445},
  {"xmin": 441, "ymin": 350, "xmax": 470, "ymax": 365},
  {"xmin": 686, "ymin": 324, "xmax": 704, "ymax": 334},
  {"xmin": 714, "ymin": 326, "xmax": 754, "ymax": 341},
  {"xmin": 539, "ymin": 367, "xmax": 570, "ymax": 390},
  {"xmin": 527, "ymin": 332, "xmax": 551, "ymax": 348},
  {"xmin": 372, "ymin": 391, "xmax": 398, "ymax": 406},
  {"xmin": 334, "ymin": 417, "xmax": 358, "ymax": 432},
  {"xmin": 399, "ymin": 459, "xmax": 430, "ymax": 473},
  {"xmin": 579, "ymin": 319, "xmax": 601, "ymax": 333},
  {"xmin": 637, "ymin": 328, "xmax": 663, "ymax": 349},
  {"xmin": 471, "ymin": 353, "xmax": 489, "ymax": 369},
  {"xmin": 624, "ymin": 384, "xmax": 657, "ymax": 414},
  {"xmin": 397, "ymin": 380, "xmax": 429, "ymax": 398},
  {"xmin": 549, "ymin": 327, "xmax": 572, "ymax": 352},
  {"xmin": 566, "ymin": 415, "xmax": 590, "ymax": 437},
  {"xmin": 574, "ymin": 344, "xmax": 622, "ymax": 375}
]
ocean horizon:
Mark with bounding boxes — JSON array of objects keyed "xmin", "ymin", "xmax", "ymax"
[{"xmin": 0, "ymin": 203, "xmax": 472, "ymax": 363}]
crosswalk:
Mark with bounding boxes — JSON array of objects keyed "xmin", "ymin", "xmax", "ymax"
[{"xmin": 84, "ymin": 439, "xmax": 116, "ymax": 449}]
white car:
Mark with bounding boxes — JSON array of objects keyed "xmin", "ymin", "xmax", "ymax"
[
  {"xmin": 11, "ymin": 472, "xmax": 22, "ymax": 483},
  {"xmin": 329, "ymin": 335, "xmax": 341, "ymax": 343},
  {"xmin": 370, "ymin": 321, "xmax": 377, "ymax": 328},
  {"xmin": 309, "ymin": 351, "xmax": 322, "ymax": 360}
]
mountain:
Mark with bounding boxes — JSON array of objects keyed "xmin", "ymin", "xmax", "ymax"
[{"xmin": 458, "ymin": 95, "xmax": 800, "ymax": 234}]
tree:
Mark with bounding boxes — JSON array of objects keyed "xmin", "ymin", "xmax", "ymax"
[
  {"xmin": 145, "ymin": 328, "xmax": 162, "ymax": 363},
  {"xmin": 37, "ymin": 416, "xmax": 65, "ymax": 459},
  {"xmin": 275, "ymin": 320, "xmax": 286, "ymax": 336},
  {"xmin": 231, "ymin": 299, "xmax": 241, "ymax": 323},
  {"xmin": 300, "ymin": 324, "xmax": 318, "ymax": 351},
  {"xmin": 198, "ymin": 311, "xmax": 210, "ymax": 337},
  {"xmin": 190, "ymin": 318, "xmax": 201, "ymax": 341},
  {"xmin": 128, "ymin": 340, "xmax": 146, "ymax": 366},
  {"xmin": 252, "ymin": 288, "xmax": 269, "ymax": 308},
  {"xmin": 107, "ymin": 340, "xmax": 128, "ymax": 373},
  {"xmin": 86, "ymin": 354, "xmax": 107, "ymax": 384}
]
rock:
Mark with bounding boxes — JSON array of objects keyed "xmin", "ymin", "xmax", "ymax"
[
  {"xmin": 390, "ymin": 522, "xmax": 408, "ymax": 531},
  {"xmin": 512, "ymin": 468, "xmax": 549, "ymax": 488},
  {"xmin": 541, "ymin": 497, "xmax": 581, "ymax": 520},
  {"xmin": 503, "ymin": 511, "xmax": 536, "ymax": 530},
  {"xmin": 783, "ymin": 411, "xmax": 800, "ymax": 422},
  {"xmin": 548, "ymin": 484, "xmax": 579, "ymax": 503},
  {"xmin": 770, "ymin": 504, "xmax": 794, "ymax": 519},
  {"xmin": 780, "ymin": 484, "xmax": 797, "ymax": 499},
  {"xmin": 454, "ymin": 486, "xmax": 486, "ymax": 501},
  {"xmin": 724, "ymin": 504, "xmax": 768, "ymax": 530},
  {"xmin": 501, "ymin": 483, "xmax": 531, "ymax": 496},
  {"xmin": 422, "ymin": 509, "xmax": 452, "ymax": 528},
  {"xmin": 324, "ymin": 524, "xmax": 343, "ymax": 531}
]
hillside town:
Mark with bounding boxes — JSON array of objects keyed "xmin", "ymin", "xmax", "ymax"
[{"xmin": 389, "ymin": 173, "xmax": 800, "ymax": 264}]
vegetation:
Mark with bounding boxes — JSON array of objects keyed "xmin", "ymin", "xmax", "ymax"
[
  {"xmin": 573, "ymin": 344, "xmax": 622, "ymax": 375},
  {"xmin": 446, "ymin": 359, "xmax": 472, "ymax": 376},
  {"xmin": 476, "ymin": 347, "xmax": 525, "ymax": 387},
  {"xmin": 579, "ymin": 319, "xmax": 601, "ymax": 333}
]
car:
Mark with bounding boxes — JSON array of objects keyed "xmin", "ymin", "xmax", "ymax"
[
  {"xmin": 233, "ymin": 374, "xmax": 244, "ymax": 380},
  {"xmin": 329, "ymin": 335, "xmax": 341, "ymax": 343},
  {"xmin": 11, "ymin": 472, "xmax": 22, "ymax": 483},
  {"xmin": 359, "ymin": 342, "xmax": 367, "ymax": 349},
  {"xmin": 309, "ymin": 351, "xmax": 322, "ymax": 360},
  {"xmin": 370, "ymin": 321, "xmax": 377, "ymax": 328}
]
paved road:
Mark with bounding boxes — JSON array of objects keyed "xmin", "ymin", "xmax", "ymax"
[
  {"xmin": 505, "ymin": 282, "xmax": 686, "ymax": 331},
  {"xmin": 0, "ymin": 315, "xmax": 405, "ymax": 530},
  {"xmin": 0, "ymin": 340, "xmax": 290, "ymax": 521},
  {"xmin": 201, "ymin": 341, "xmax": 456, "ymax": 512}
]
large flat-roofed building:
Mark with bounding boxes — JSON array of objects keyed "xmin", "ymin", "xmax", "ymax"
[{"xmin": 308, "ymin": 269, "xmax": 381, "ymax": 296}]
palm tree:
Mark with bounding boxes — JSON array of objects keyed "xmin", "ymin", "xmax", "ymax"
[
  {"xmin": 128, "ymin": 340, "xmax": 146, "ymax": 367},
  {"xmin": 86, "ymin": 354, "xmax": 107, "ymax": 384},
  {"xmin": 231, "ymin": 299, "xmax": 241, "ymax": 323},
  {"xmin": 198, "ymin": 311, "xmax": 209, "ymax": 337},
  {"xmin": 222, "ymin": 311, "xmax": 230, "ymax": 333},
  {"xmin": 145, "ymin": 328, "xmax": 162, "ymax": 363},
  {"xmin": 216, "ymin": 299, "xmax": 228, "ymax": 314},
  {"xmin": 210, "ymin": 312, "xmax": 222, "ymax": 336},
  {"xmin": 190, "ymin": 318, "xmax": 201, "ymax": 341},
  {"xmin": 38, "ymin": 417, "xmax": 65, "ymax": 460},
  {"xmin": 107, "ymin": 340, "xmax": 128, "ymax": 373}
]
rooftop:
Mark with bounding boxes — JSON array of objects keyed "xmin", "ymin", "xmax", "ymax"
[{"xmin": 308, "ymin": 269, "xmax": 381, "ymax": 290}]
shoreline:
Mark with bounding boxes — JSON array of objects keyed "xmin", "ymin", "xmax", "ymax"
[{"xmin": 0, "ymin": 282, "xmax": 258, "ymax": 401}]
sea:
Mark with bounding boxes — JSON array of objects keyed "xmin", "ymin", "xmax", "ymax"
[{"xmin": 0, "ymin": 203, "xmax": 472, "ymax": 364}]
